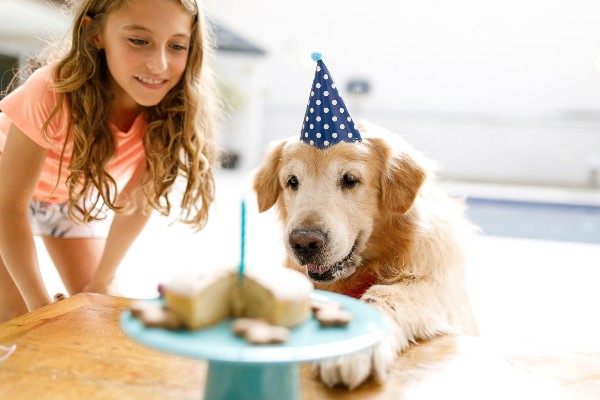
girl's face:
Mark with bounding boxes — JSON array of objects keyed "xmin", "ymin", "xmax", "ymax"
[{"xmin": 96, "ymin": 0, "xmax": 194, "ymax": 111}]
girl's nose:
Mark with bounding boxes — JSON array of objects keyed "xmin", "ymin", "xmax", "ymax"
[{"xmin": 146, "ymin": 48, "xmax": 167, "ymax": 72}]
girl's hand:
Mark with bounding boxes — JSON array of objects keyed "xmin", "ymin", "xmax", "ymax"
[{"xmin": 53, "ymin": 293, "xmax": 68, "ymax": 302}]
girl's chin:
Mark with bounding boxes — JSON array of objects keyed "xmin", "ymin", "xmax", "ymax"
[{"xmin": 131, "ymin": 93, "xmax": 166, "ymax": 108}]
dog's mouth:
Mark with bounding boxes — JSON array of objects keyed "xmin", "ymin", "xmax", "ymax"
[{"xmin": 305, "ymin": 242, "xmax": 357, "ymax": 282}]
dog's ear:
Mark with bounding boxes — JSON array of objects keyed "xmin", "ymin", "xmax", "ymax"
[
  {"xmin": 376, "ymin": 138, "xmax": 427, "ymax": 214},
  {"xmin": 253, "ymin": 140, "xmax": 286, "ymax": 213}
]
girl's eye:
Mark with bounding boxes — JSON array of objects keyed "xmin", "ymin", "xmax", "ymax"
[
  {"xmin": 128, "ymin": 38, "xmax": 148, "ymax": 46},
  {"xmin": 170, "ymin": 44, "xmax": 189, "ymax": 52},
  {"xmin": 342, "ymin": 173, "xmax": 359, "ymax": 189},
  {"xmin": 286, "ymin": 175, "xmax": 299, "ymax": 190}
]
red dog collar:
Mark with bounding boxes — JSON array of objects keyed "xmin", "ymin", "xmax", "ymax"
[{"xmin": 340, "ymin": 274, "xmax": 378, "ymax": 299}]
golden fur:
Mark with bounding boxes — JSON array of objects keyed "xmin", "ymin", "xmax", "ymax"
[{"xmin": 254, "ymin": 121, "xmax": 478, "ymax": 389}]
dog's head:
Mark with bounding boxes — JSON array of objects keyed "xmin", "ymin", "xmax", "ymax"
[{"xmin": 253, "ymin": 122, "xmax": 428, "ymax": 285}]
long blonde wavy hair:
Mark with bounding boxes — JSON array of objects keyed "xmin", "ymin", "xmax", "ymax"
[{"xmin": 37, "ymin": 0, "xmax": 218, "ymax": 229}]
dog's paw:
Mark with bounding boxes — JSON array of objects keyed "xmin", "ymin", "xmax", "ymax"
[{"xmin": 315, "ymin": 339, "xmax": 396, "ymax": 390}]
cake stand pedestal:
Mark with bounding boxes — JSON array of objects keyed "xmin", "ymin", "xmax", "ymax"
[
  {"xmin": 204, "ymin": 361, "xmax": 300, "ymax": 400},
  {"xmin": 121, "ymin": 290, "xmax": 386, "ymax": 400}
]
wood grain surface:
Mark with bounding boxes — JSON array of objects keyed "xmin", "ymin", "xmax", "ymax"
[{"xmin": 0, "ymin": 293, "xmax": 598, "ymax": 399}]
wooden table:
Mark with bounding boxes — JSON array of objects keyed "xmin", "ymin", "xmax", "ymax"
[{"xmin": 0, "ymin": 293, "xmax": 598, "ymax": 399}]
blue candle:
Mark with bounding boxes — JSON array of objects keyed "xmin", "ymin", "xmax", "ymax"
[{"xmin": 238, "ymin": 198, "xmax": 246, "ymax": 283}]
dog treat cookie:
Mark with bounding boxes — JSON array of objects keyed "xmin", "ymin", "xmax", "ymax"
[
  {"xmin": 232, "ymin": 318, "xmax": 290, "ymax": 344},
  {"xmin": 231, "ymin": 317, "xmax": 263, "ymax": 336},
  {"xmin": 130, "ymin": 301, "xmax": 183, "ymax": 330},
  {"xmin": 315, "ymin": 303, "xmax": 352, "ymax": 327},
  {"xmin": 245, "ymin": 324, "xmax": 290, "ymax": 344},
  {"xmin": 311, "ymin": 298, "xmax": 342, "ymax": 313}
]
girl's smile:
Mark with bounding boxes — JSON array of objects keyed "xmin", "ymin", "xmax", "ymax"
[{"xmin": 135, "ymin": 76, "xmax": 169, "ymax": 89}]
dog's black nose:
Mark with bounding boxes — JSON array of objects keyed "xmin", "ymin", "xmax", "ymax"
[{"xmin": 289, "ymin": 228, "xmax": 326, "ymax": 263}]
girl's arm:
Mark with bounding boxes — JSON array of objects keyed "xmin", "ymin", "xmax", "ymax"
[
  {"xmin": 83, "ymin": 163, "xmax": 152, "ymax": 294},
  {"xmin": 0, "ymin": 124, "xmax": 52, "ymax": 311}
]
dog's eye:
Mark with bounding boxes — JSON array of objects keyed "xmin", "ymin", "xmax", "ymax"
[
  {"xmin": 286, "ymin": 175, "xmax": 299, "ymax": 190},
  {"xmin": 342, "ymin": 173, "xmax": 359, "ymax": 189}
]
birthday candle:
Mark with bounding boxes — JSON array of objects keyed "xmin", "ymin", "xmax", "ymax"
[{"xmin": 238, "ymin": 198, "xmax": 246, "ymax": 282}]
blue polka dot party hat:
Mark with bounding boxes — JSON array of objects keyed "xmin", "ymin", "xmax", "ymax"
[{"xmin": 300, "ymin": 52, "xmax": 362, "ymax": 149}]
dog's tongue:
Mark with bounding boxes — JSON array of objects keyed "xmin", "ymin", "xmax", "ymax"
[{"xmin": 306, "ymin": 264, "xmax": 333, "ymax": 275}]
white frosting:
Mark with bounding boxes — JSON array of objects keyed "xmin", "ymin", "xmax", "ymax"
[
  {"xmin": 245, "ymin": 268, "xmax": 313, "ymax": 299},
  {"xmin": 167, "ymin": 269, "xmax": 235, "ymax": 297},
  {"xmin": 166, "ymin": 267, "xmax": 313, "ymax": 300}
]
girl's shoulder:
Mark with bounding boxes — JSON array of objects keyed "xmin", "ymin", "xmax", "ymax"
[
  {"xmin": 1, "ymin": 64, "xmax": 57, "ymax": 107},
  {"xmin": 22, "ymin": 64, "xmax": 57, "ymax": 93},
  {"xmin": 0, "ymin": 63, "xmax": 67, "ymax": 149}
]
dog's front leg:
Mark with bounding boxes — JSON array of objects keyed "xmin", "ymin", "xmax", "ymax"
[
  {"xmin": 316, "ymin": 281, "xmax": 453, "ymax": 389},
  {"xmin": 315, "ymin": 317, "xmax": 397, "ymax": 390}
]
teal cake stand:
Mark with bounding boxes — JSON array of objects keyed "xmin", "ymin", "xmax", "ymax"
[{"xmin": 121, "ymin": 290, "xmax": 386, "ymax": 400}]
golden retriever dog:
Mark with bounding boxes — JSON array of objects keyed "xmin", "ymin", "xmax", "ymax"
[{"xmin": 253, "ymin": 120, "xmax": 478, "ymax": 389}]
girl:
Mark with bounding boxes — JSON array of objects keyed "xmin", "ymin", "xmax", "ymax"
[{"xmin": 0, "ymin": 0, "xmax": 218, "ymax": 323}]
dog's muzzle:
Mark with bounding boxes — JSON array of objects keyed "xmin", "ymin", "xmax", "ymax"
[
  {"xmin": 306, "ymin": 245, "xmax": 356, "ymax": 281},
  {"xmin": 289, "ymin": 228, "xmax": 356, "ymax": 282}
]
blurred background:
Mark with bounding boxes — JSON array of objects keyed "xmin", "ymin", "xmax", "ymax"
[
  {"xmin": 3, "ymin": 0, "xmax": 600, "ymax": 186},
  {"xmin": 1, "ymin": 0, "xmax": 599, "ymax": 352}
]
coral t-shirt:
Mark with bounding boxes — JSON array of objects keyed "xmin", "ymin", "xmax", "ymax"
[{"xmin": 0, "ymin": 65, "xmax": 147, "ymax": 203}]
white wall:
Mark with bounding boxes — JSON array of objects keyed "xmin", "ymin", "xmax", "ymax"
[
  {"xmin": 204, "ymin": 0, "xmax": 600, "ymax": 187},
  {"xmin": 0, "ymin": 0, "xmax": 68, "ymax": 56},
  {"xmin": 3, "ymin": 0, "xmax": 600, "ymax": 186},
  {"xmin": 216, "ymin": 53, "xmax": 267, "ymax": 170}
]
